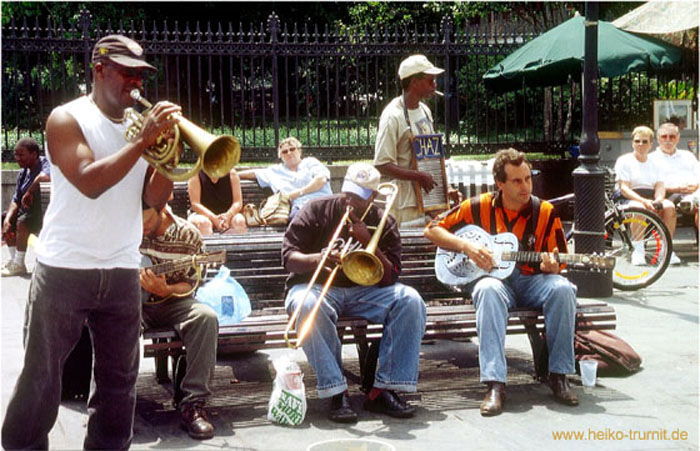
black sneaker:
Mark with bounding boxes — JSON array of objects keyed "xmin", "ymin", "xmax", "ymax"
[
  {"xmin": 328, "ymin": 392, "xmax": 358, "ymax": 423},
  {"xmin": 363, "ymin": 390, "xmax": 415, "ymax": 418}
]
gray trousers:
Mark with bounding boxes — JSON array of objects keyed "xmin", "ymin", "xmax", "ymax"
[
  {"xmin": 1, "ymin": 262, "xmax": 141, "ymax": 450},
  {"xmin": 142, "ymin": 297, "xmax": 218, "ymax": 407}
]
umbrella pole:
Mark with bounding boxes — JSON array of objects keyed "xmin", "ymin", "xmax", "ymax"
[{"xmin": 569, "ymin": 2, "xmax": 613, "ymax": 297}]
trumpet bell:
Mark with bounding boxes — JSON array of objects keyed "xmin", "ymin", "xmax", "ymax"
[
  {"xmin": 177, "ymin": 116, "xmax": 240, "ymax": 180},
  {"xmin": 342, "ymin": 250, "xmax": 384, "ymax": 286}
]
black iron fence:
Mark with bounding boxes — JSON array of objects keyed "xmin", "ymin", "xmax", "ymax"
[{"xmin": 2, "ymin": 10, "xmax": 697, "ymax": 163}]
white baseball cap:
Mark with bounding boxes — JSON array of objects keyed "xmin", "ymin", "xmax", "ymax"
[
  {"xmin": 398, "ymin": 54, "xmax": 444, "ymax": 80},
  {"xmin": 341, "ymin": 163, "xmax": 381, "ymax": 200}
]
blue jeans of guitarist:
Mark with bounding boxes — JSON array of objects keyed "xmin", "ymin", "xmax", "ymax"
[{"xmin": 470, "ymin": 271, "xmax": 577, "ymax": 383}]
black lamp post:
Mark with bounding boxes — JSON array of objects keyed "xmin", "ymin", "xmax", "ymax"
[{"xmin": 569, "ymin": 2, "xmax": 613, "ymax": 297}]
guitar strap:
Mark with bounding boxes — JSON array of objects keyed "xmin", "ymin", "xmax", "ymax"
[{"xmin": 524, "ymin": 196, "xmax": 541, "ymax": 252}]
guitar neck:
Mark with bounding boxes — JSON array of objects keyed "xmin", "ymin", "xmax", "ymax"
[
  {"xmin": 149, "ymin": 256, "xmax": 194, "ymax": 276},
  {"xmin": 502, "ymin": 250, "xmax": 588, "ymax": 266}
]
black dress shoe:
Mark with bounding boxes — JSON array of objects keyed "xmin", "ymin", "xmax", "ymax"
[
  {"xmin": 480, "ymin": 382, "xmax": 506, "ymax": 417},
  {"xmin": 549, "ymin": 373, "xmax": 579, "ymax": 406},
  {"xmin": 328, "ymin": 392, "xmax": 358, "ymax": 423},
  {"xmin": 180, "ymin": 402, "xmax": 215, "ymax": 440},
  {"xmin": 363, "ymin": 390, "xmax": 415, "ymax": 418}
]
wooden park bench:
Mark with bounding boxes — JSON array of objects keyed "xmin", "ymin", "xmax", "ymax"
[
  {"xmin": 38, "ymin": 168, "xmax": 617, "ymax": 390},
  {"xmin": 143, "ymin": 228, "xmax": 617, "ymax": 389}
]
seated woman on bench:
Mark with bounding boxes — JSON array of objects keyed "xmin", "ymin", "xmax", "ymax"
[
  {"xmin": 187, "ymin": 167, "xmax": 247, "ymax": 235},
  {"xmin": 239, "ymin": 136, "xmax": 332, "ymax": 221}
]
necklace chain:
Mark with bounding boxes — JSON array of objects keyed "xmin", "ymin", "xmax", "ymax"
[{"xmin": 89, "ymin": 94, "xmax": 125, "ymax": 123}]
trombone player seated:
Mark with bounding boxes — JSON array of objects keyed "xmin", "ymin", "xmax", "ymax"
[{"xmin": 282, "ymin": 162, "xmax": 426, "ymax": 423}]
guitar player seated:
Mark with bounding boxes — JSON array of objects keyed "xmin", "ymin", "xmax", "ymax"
[
  {"xmin": 424, "ymin": 147, "xmax": 579, "ymax": 416},
  {"xmin": 140, "ymin": 202, "xmax": 218, "ymax": 440}
]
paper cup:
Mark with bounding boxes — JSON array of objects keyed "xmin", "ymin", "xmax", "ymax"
[{"xmin": 580, "ymin": 360, "xmax": 598, "ymax": 387}]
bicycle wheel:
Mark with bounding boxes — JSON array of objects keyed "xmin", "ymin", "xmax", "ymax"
[{"xmin": 604, "ymin": 207, "xmax": 672, "ymax": 290}]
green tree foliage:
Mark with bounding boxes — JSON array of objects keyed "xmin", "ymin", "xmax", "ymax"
[{"xmin": 1, "ymin": 2, "xmax": 148, "ymax": 28}]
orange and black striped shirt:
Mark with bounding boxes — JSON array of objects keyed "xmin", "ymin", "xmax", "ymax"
[{"xmin": 429, "ymin": 192, "xmax": 568, "ymax": 275}]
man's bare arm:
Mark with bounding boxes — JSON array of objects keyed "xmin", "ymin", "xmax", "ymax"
[
  {"xmin": 376, "ymin": 162, "xmax": 436, "ymax": 193},
  {"xmin": 46, "ymin": 101, "xmax": 180, "ymax": 199}
]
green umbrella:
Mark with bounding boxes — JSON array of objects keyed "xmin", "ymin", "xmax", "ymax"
[{"xmin": 483, "ymin": 15, "xmax": 683, "ymax": 93}]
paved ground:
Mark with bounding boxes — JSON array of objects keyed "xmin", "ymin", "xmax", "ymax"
[{"xmin": 1, "ymin": 231, "xmax": 698, "ymax": 451}]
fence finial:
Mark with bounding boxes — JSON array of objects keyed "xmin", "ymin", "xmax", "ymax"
[
  {"xmin": 267, "ymin": 12, "xmax": 280, "ymax": 43},
  {"xmin": 78, "ymin": 10, "xmax": 92, "ymax": 39},
  {"xmin": 440, "ymin": 15, "xmax": 453, "ymax": 44}
]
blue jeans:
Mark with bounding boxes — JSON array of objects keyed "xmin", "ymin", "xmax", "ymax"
[
  {"xmin": 286, "ymin": 283, "xmax": 426, "ymax": 398},
  {"xmin": 471, "ymin": 271, "xmax": 577, "ymax": 383},
  {"xmin": 1, "ymin": 262, "xmax": 141, "ymax": 450}
]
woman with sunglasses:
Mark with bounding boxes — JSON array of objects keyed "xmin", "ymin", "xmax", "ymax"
[
  {"xmin": 613, "ymin": 125, "xmax": 678, "ymax": 265},
  {"xmin": 239, "ymin": 137, "xmax": 332, "ymax": 220}
]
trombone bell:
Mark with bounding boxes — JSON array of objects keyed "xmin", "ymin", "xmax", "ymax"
[
  {"xmin": 342, "ymin": 250, "xmax": 384, "ymax": 286},
  {"xmin": 341, "ymin": 182, "xmax": 398, "ymax": 286}
]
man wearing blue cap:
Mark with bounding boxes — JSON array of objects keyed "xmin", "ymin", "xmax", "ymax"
[{"xmin": 282, "ymin": 162, "xmax": 427, "ymax": 423}]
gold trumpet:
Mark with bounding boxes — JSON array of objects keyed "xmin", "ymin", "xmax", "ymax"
[
  {"xmin": 125, "ymin": 89, "xmax": 240, "ymax": 182},
  {"xmin": 284, "ymin": 183, "xmax": 398, "ymax": 349}
]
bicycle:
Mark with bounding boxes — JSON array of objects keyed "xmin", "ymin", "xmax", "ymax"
[{"xmin": 549, "ymin": 184, "xmax": 672, "ymax": 291}]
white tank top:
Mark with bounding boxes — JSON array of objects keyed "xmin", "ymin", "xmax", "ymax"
[{"xmin": 37, "ymin": 95, "xmax": 148, "ymax": 269}]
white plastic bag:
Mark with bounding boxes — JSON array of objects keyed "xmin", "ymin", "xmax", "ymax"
[
  {"xmin": 267, "ymin": 356, "xmax": 306, "ymax": 426},
  {"xmin": 195, "ymin": 266, "xmax": 252, "ymax": 326}
]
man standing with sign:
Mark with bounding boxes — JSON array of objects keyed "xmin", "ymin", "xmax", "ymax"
[{"xmin": 374, "ymin": 54, "xmax": 444, "ymax": 227}]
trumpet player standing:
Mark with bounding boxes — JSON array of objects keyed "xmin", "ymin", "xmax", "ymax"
[
  {"xmin": 282, "ymin": 163, "xmax": 426, "ymax": 423},
  {"xmin": 2, "ymin": 35, "xmax": 178, "ymax": 450}
]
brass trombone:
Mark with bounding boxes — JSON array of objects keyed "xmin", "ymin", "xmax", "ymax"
[
  {"xmin": 284, "ymin": 183, "xmax": 398, "ymax": 349},
  {"xmin": 342, "ymin": 182, "xmax": 398, "ymax": 286},
  {"xmin": 284, "ymin": 206, "xmax": 356, "ymax": 349},
  {"xmin": 125, "ymin": 89, "xmax": 240, "ymax": 182}
]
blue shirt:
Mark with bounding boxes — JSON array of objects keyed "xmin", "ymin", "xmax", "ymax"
[
  {"xmin": 255, "ymin": 157, "xmax": 332, "ymax": 211},
  {"xmin": 14, "ymin": 156, "xmax": 51, "ymax": 210}
]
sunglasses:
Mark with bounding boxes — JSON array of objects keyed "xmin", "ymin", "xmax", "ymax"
[
  {"xmin": 633, "ymin": 139, "xmax": 649, "ymax": 144},
  {"xmin": 659, "ymin": 134, "xmax": 678, "ymax": 139},
  {"xmin": 280, "ymin": 147, "xmax": 297, "ymax": 155},
  {"xmin": 105, "ymin": 62, "xmax": 148, "ymax": 79}
]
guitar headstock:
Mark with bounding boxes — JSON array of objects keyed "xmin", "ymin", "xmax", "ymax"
[{"xmin": 584, "ymin": 253, "xmax": 616, "ymax": 270}]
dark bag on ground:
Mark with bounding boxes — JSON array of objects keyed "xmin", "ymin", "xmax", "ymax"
[{"xmin": 574, "ymin": 329, "xmax": 642, "ymax": 377}]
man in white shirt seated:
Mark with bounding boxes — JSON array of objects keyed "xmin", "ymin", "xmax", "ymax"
[{"xmin": 649, "ymin": 122, "xmax": 700, "ymax": 256}]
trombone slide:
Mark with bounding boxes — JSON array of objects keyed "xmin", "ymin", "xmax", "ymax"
[{"xmin": 284, "ymin": 206, "xmax": 353, "ymax": 349}]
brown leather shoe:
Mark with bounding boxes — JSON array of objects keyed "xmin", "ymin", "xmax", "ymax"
[
  {"xmin": 549, "ymin": 373, "xmax": 579, "ymax": 406},
  {"xmin": 480, "ymin": 382, "xmax": 506, "ymax": 416},
  {"xmin": 180, "ymin": 402, "xmax": 215, "ymax": 440}
]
